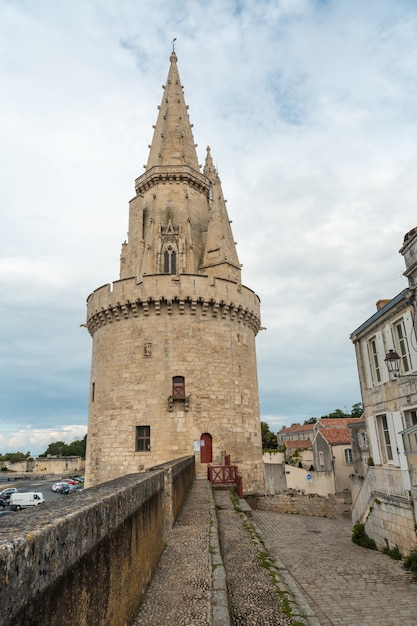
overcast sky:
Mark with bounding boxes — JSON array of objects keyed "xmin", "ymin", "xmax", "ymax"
[{"xmin": 1, "ymin": 0, "xmax": 417, "ymax": 455}]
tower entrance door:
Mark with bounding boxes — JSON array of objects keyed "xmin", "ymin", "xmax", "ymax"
[{"xmin": 200, "ymin": 433, "xmax": 212, "ymax": 463}]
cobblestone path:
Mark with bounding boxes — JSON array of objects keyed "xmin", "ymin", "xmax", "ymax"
[
  {"xmin": 253, "ymin": 510, "xmax": 417, "ymax": 626},
  {"xmin": 133, "ymin": 480, "xmax": 212, "ymax": 626},
  {"xmin": 214, "ymin": 490, "xmax": 302, "ymax": 626}
]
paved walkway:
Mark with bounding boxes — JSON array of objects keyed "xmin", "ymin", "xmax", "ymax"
[
  {"xmin": 253, "ymin": 510, "xmax": 417, "ymax": 626},
  {"xmin": 134, "ymin": 480, "xmax": 417, "ymax": 625}
]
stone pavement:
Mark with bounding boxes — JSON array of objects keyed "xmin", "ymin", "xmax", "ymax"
[
  {"xmin": 253, "ymin": 510, "xmax": 417, "ymax": 626},
  {"xmin": 134, "ymin": 480, "xmax": 417, "ymax": 625}
]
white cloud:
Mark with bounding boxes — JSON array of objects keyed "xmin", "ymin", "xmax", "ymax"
[
  {"xmin": 1, "ymin": 0, "xmax": 417, "ymax": 448},
  {"xmin": 0, "ymin": 425, "xmax": 87, "ymax": 457}
]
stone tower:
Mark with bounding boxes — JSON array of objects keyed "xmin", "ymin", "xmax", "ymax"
[{"xmin": 85, "ymin": 52, "xmax": 264, "ymax": 494}]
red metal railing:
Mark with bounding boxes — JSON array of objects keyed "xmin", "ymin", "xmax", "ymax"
[{"xmin": 207, "ymin": 463, "xmax": 243, "ymax": 498}]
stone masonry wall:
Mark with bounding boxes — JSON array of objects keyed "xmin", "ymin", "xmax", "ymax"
[
  {"xmin": 256, "ymin": 491, "xmax": 338, "ymax": 519},
  {"xmin": 0, "ymin": 457, "xmax": 194, "ymax": 626},
  {"xmin": 85, "ymin": 273, "xmax": 265, "ymax": 494},
  {"xmin": 364, "ymin": 494, "xmax": 417, "ymax": 556}
]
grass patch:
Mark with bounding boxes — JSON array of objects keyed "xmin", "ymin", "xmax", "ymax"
[
  {"xmin": 352, "ymin": 523, "xmax": 377, "ymax": 550},
  {"xmin": 382, "ymin": 541, "xmax": 402, "ymax": 560},
  {"xmin": 404, "ymin": 549, "xmax": 417, "ymax": 581}
]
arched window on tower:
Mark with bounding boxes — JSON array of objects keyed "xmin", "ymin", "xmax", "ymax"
[
  {"xmin": 164, "ymin": 245, "xmax": 177, "ymax": 274},
  {"xmin": 172, "ymin": 376, "xmax": 185, "ymax": 399}
]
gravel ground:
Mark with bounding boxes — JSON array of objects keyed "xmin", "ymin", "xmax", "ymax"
[
  {"xmin": 133, "ymin": 481, "xmax": 306, "ymax": 626},
  {"xmin": 213, "ymin": 489, "xmax": 300, "ymax": 626},
  {"xmin": 133, "ymin": 480, "xmax": 212, "ymax": 626}
]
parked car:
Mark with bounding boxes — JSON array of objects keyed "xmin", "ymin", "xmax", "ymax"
[
  {"xmin": 9, "ymin": 492, "xmax": 45, "ymax": 511},
  {"xmin": 60, "ymin": 484, "xmax": 77, "ymax": 494},
  {"xmin": 52, "ymin": 482, "xmax": 70, "ymax": 492},
  {"xmin": 0, "ymin": 510, "xmax": 15, "ymax": 518},
  {"xmin": 0, "ymin": 488, "xmax": 18, "ymax": 498}
]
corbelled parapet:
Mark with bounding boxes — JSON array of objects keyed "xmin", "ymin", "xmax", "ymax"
[
  {"xmin": 86, "ymin": 274, "xmax": 261, "ymax": 336},
  {"xmin": 135, "ymin": 165, "xmax": 209, "ymax": 196}
]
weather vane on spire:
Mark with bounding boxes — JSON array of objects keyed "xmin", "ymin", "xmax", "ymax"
[{"xmin": 172, "ymin": 37, "xmax": 177, "ymax": 52}]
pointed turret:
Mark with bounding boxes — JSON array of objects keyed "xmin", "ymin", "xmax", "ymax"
[
  {"xmin": 200, "ymin": 147, "xmax": 241, "ymax": 283},
  {"xmin": 145, "ymin": 52, "xmax": 200, "ymax": 171}
]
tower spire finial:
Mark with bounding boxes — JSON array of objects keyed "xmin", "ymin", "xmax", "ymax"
[{"xmin": 172, "ymin": 37, "xmax": 177, "ymax": 52}]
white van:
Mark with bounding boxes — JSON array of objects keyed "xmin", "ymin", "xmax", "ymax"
[{"xmin": 9, "ymin": 492, "xmax": 45, "ymax": 510}]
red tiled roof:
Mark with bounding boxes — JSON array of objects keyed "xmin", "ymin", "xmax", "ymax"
[
  {"xmin": 278, "ymin": 423, "xmax": 315, "ymax": 434},
  {"xmin": 318, "ymin": 418, "xmax": 362, "ymax": 428},
  {"xmin": 283, "ymin": 439, "xmax": 312, "ymax": 449},
  {"xmin": 318, "ymin": 427, "xmax": 351, "ymax": 445}
]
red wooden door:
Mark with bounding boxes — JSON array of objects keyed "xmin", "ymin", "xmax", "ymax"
[{"xmin": 200, "ymin": 433, "xmax": 212, "ymax": 463}]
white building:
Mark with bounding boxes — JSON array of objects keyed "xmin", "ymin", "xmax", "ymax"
[{"xmin": 350, "ymin": 227, "xmax": 417, "ymax": 554}]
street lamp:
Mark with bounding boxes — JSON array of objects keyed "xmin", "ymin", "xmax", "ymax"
[
  {"xmin": 384, "ymin": 349, "xmax": 417, "ymax": 380},
  {"xmin": 384, "ymin": 349, "xmax": 401, "ymax": 377}
]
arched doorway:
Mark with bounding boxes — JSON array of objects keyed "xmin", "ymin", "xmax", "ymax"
[{"xmin": 200, "ymin": 433, "xmax": 212, "ymax": 463}]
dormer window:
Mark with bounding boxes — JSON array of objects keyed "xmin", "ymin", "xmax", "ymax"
[{"xmin": 172, "ymin": 376, "xmax": 185, "ymax": 399}]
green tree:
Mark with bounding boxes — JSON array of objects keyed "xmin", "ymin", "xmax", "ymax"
[
  {"xmin": 261, "ymin": 422, "xmax": 278, "ymax": 450},
  {"xmin": 0, "ymin": 451, "xmax": 31, "ymax": 462},
  {"xmin": 39, "ymin": 441, "xmax": 67, "ymax": 457},
  {"xmin": 321, "ymin": 408, "xmax": 350, "ymax": 419},
  {"xmin": 65, "ymin": 435, "xmax": 87, "ymax": 458},
  {"xmin": 304, "ymin": 403, "xmax": 363, "ymax": 424},
  {"xmin": 351, "ymin": 402, "xmax": 363, "ymax": 418},
  {"xmin": 303, "ymin": 417, "xmax": 317, "ymax": 425}
]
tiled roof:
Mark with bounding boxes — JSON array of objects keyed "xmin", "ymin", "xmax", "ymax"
[
  {"xmin": 278, "ymin": 423, "xmax": 315, "ymax": 434},
  {"xmin": 318, "ymin": 427, "xmax": 351, "ymax": 445},
  {"xmin": 284, "ymin": 439, "xmax": 312, "ymax": 450},
  {"xmin": 317, "ymin": 418, "xmax": 362, "ymax": 428}
]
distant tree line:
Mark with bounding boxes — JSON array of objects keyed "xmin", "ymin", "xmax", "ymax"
[
  {"xmin": 304, "ymin": 402, "xmax": 363, "ymax": 424},
  {"xmin": 0, "ymin": 451, "xmax": 32, "ymax": 463},
  {"xmin": 0, "ymin": 435, "xmax": 87, "ymax": 461},
  {"xmin": 38, "ymin": 435, "xmax": 87, "ymax": 458}
]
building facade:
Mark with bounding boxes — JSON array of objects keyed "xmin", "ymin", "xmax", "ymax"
[
  {"xmin": 350, "ymin": 227, "xmax": 417, "ymax": 553},
  {"xmin": 312, "ymin": 418, "xmax": 359, "ymax": 493},
  {"xmin": 84, "ymin": 52, "xmax": 265, "ymax": 494}
]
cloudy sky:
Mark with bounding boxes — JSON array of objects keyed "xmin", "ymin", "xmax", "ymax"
[{"xmin": 1, "ymin": 0, "xmax": 417, "ymax": 455}]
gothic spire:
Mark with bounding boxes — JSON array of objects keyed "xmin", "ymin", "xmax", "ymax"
[
  {"xmin": 145, "ymin": 52, "xmax": 200, "ymax": 171},
  {"xmin": 201, "ymin": 146, "xmax": 241, "ymax": 283}
]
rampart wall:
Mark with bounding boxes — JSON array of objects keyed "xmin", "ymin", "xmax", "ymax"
[{"xmin": 0, "ymin": 456, "xmax": 195, "ymax": 626}]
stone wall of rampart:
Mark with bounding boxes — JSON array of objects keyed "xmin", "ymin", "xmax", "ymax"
[{"xmin": 0, "ymin": 456, "xmax": 195, "ymax": 626}]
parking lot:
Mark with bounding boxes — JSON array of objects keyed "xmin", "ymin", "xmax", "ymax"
[{"xmin": 0, "ymin": 475, "xmax": 83, "ymax": 507}]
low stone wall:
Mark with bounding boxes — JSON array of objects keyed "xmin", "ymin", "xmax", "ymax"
[
  {"xmin": 364, "ymin": 493, "xmax": 417, "ymax": 556},
  {"xmin": 0, "ymin": 456, "xmax": 195, "ymax": 626},
  {"xmin": 256, "ymin": 490, "xmax": 338, "ymax": 519},
  {"xmin": 152, "ymin": 455, "xmax": 196, "ymax": 527}
]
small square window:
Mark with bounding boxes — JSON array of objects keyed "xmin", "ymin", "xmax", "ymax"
[{"xmin": 136, "ymin": 426, "xmax": 150, "ymax": 452}]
